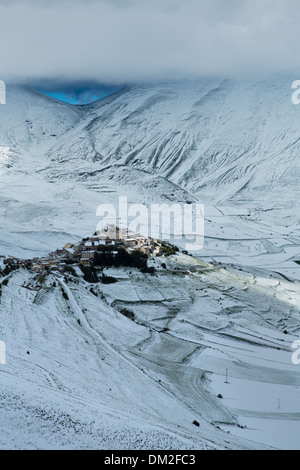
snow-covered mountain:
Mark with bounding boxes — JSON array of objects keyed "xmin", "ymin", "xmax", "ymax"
[
  {"xmin": 0, "ymin": 79, "xmax": 300, "ymax": 450},
  {"xmin": 0, "ymin": 85, "xmax": 82, "ymax": 148},
  {"xmin": 0, "ymin": 79, "xmax": 298, "ymax": 277},
  {"xmin": 41, "ymin": 78, "xmax": 300, "ymax": 205}
]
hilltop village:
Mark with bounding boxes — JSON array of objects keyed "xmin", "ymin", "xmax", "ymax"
[{"xmin": 1, "ymin": 226, "xmax": 181, "ymax": 285}]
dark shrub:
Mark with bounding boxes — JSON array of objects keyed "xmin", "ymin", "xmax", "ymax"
[
  {"xmin": 140, "ymin": 266, "xmax": 155, "ymax": 274},
  {"xmin": 101, "ymin": 273, "xmax": 117, "ymax": 284},
  {"xmin": 61, "ymin": 288, "xmax": 69, "ymax": 300},
  {"xmin": 89, "ymin": 287, "xmax": 98, "ymax": 296},
  {"xmin": 161, "ymin": 243, "xmax": 179, "ymax": 257},
  {"xmin": 95, "ymin": 248, "xmax": 147, "ymax": 269},
  {"xmin": 120, "ymin": 308, "xmax": 135, "ymax": 320},
  {"xmin": 65, "ymin": 266, "xmax": 77, "ymax": 276},
  {"xmin": 80, "ymin": 266, "xmax": 99, "ymax": 283}
]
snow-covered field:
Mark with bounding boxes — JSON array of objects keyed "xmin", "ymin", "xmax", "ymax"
[
  {"xmin": 0, "ymin": 79, "xmax": 299, "ymax": 449},
  {"xmin": 0, "ymin": 253, "xmax": 299, "ymax": 449}
]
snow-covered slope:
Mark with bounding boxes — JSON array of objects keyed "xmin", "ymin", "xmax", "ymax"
[
  {"xmin": 41, "ymin": 79, "xmax": 300, "ymax": 204},
  {"xmin": 0, "ymin": 86, "xmax": 82, "ymax": 148},
  {"xmin": 0, "ymin": 79, "xmax": 299, "ymax": 449},
  {"xmin": 1, "ymin": 254, "xmax": 299, "ymax": 449}
]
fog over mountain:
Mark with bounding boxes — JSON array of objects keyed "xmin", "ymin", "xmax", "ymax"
[{"xmin": 2, "ymin": 0, "xmax": 300, "ymax": 83}]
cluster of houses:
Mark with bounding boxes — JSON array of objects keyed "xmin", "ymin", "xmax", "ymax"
[
  {"xmin": 2, "ymin": 226, "xmax": 163, "ymax": 276},
  {"xmin": 3, "ymin": 256, "xmax": 30, "ymax": 268}
]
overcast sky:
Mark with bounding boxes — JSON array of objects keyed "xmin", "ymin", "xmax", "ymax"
[{"xmin": 1, "ymin": 0, "xmax": 300, "ymax": 88}]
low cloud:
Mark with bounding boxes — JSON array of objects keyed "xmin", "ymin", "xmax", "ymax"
[{"xmin": 1, "ymin": 0, "xmax": 300, "ymax": 84}]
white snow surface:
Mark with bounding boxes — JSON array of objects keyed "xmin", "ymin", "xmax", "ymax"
[
  {"xmin": 0, "ymin": 79, "xmax": 299, "ymax": 449},
  {"xmin": 0, "ymin": 255, "xmax": 299, "ymax": 449}
]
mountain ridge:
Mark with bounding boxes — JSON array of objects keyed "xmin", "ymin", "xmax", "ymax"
[{"xmin": 0, "ymin": 79, "xmax": 298, "ymax": 278}]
